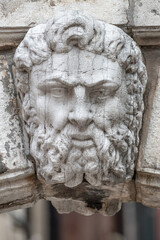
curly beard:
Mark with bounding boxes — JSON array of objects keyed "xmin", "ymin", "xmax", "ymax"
[{"xmin": 30, "ymin": 120, "xmax": 135, "ymax": 187}]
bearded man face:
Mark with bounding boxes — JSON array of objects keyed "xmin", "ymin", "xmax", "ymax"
[{"xmin": 28, "ymin": 47, "xmax": 133, "ymax": 187}]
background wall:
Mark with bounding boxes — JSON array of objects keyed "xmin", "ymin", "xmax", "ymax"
[{"xmin": 1, "ymin": 0, "xmax": 160, "ymax": 27}]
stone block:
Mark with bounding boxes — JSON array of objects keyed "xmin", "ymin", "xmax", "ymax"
[
  {"xmin": 0, "ymin": 52, "xmax": 36, "ymax": 212},
  {"xmin": 136, "ymin": 48, "xmax": 160, "ymax": 208},
  {"xmin": 134, "ymin": 0, "xmax": 160, "ymax": 26},
  {"xmin": 137, "ymin": 49, "xmax": 160, "ymax": 173},
  {"xmin": 0, "ymin": 0, "xmax": 129, "ymax": 27},
  {"xmin": 0, "ymin": 53, "xmax": 30, "ymax": 171}
]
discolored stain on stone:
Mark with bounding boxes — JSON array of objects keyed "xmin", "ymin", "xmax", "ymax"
[
  {"xmin": 86, "ymin": 200, "xmax": 102, "ymax": 210},
  {"xmin": 151, "ymin": 9, "xmax": 160, "ymax": 16},
  {"xmin": 0, "ymin": 57, "xmax": 11, "ymax": 94},
  {"xmin": 4, "ymin": 142, "xmax": 10, "ymax": 157},
  {"xmin": 52, "ymin": 182, "xmax": 108, "ymax": 203},
  {"xmin": 50, "ymin": 0, "xmax": 56, "ymax": 6},
  {"xmin": 17, "ymin": 142, "xmax": 21, "ymax": 149},
  {"xmin": 106, "ymin": 200, "xmax": 120, "ymax": 213},
  {"xmin": 0, "ymin": 155, "xmax": 7, "ymax": 174}
]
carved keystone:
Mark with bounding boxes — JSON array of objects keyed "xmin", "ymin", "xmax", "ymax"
[{"xmin": 13, "ymin": 10, "xmax": 147, "ymax": 215}]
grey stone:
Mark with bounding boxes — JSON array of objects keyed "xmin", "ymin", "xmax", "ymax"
[
  {"xmin": 0, "ymin": 0, "xmax": 129, "ymax": 27},
  {"xmin": 134, "ymin": 0, "xmax": 160, "ymax": 26}
]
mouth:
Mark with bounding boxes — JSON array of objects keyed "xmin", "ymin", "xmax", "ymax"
[{"xmin": 71, "ymin": 134, "xmax": 94, "ymax": 148}]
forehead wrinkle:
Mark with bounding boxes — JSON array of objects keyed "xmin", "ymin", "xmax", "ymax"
[{"xmin": 33, "ymin": 70, "xmax": 122, "ymax": 88}]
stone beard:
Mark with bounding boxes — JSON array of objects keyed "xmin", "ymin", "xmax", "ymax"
[
  {"xmin": 30, "ymin": 121, "xmax": 134, "ymax": 188},
  {"xmin": 14, "ymin": 11, "xmax": 147, "ymax": 187}
]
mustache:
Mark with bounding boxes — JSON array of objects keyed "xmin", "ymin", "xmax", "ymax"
[
  {"xmin": 55, "ymin": 123, "xmax": 110, "ymax": 147},
  {"xmin": 32, "ymin": 122, "xmax": 111, "ymax": 165}
]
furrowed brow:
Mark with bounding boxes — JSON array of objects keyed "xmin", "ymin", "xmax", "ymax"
[
  {"xmin": 39, "ymin": 77, "xmax": 74, "ymax": 88},
  {"xmin": 85, "ymin": 79, "xmax": 120, "ymax": 88}
]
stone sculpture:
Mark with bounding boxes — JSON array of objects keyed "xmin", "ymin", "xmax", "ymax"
[{"xmin": 14, "ymin": 10, "xmax": 147, "ymax": 188}]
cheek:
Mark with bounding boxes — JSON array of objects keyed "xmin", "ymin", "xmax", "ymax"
[
  {"xmin": 92, "ymin": 97, "xmax": 126, "ymax": 130},
  {"xmin": 34, "ymin": 96, "xmax": 69, "ymax": 130},
  {"xmin": 49, "ymin": 107, "xmax": 69, "ymax": 130}
]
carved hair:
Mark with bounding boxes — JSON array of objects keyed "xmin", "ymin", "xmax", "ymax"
[{"xmin": 14, "ymin": 10, "xmax": 147, "ymax": 171}]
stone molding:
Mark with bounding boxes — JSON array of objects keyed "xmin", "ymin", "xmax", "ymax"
[
  {"xmin": 132, "ymin": 26, "xmax": 160, "ymax": 46},
  {"xmin": 1, "ymin": 26, "xmax": 160, "ymax": 50},
  {"xmin": 0, "ymin": 168, "xmax": 37, "ymax": 213}
]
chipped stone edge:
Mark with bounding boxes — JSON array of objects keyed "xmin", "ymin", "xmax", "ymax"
[{"xmin": 44, "ymin": 180, "xmax": 135, "ymax": 216}]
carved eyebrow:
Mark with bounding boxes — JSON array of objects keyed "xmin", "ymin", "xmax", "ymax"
[
  {"xmin": 84, "ymin": 79, "xmax": 120, "ymax": 88},
  {"xmin": 39, "ymin": 77, "xmax": 74, "ymax": 88},
  {"xmin": 38, "ymin": 77, "xmax": 120, "ymax": 89}
]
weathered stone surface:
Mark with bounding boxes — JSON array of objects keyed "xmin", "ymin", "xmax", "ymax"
[
  {"xmin": 0, "ymin": 52, "xmax": 37, "ymax": 212},
  {"xmin": 134, "ymin": 0, "xmax": 160, "ymax": 26},
  {"xmin": 0, "ymin": 0, "xmax": 129, "ymax": 27},
  {"xmin": 137, "ymin": 49, "xmax": 160, "ymax": 173},
  {"xmin": 136, "ymin": 48, "xmax": 160, "ymax": 208},
  {"xmin": 139, "ymin": 68, "xmax": 160, "ymax": 171},
  {"xmin": 45, "ymin": 181, "xmax": 135, "ymax": 215},
  {"xmin": 0, "ymin": 53, "xmax": 31, "ymax": 171}
]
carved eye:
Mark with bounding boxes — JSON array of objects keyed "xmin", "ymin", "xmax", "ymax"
[
  {"xmin": 90, "ymin": 88, "xmax": 110, "ymax": 101},
  {"xmin": 97, "ymin": 89, "xmax": 110, "ymax": 100},
  {"xmin": 50, "ymin": 87, "xmax": 68, "ymax": 98}
]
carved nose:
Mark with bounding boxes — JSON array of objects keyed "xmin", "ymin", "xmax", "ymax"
[
  {"xmin": 68, "ymin": 85, "xmax": 92, "ymax": 129},
  {"xmin": 69, "ymin": 107, "xmax": 92, "ymax": 129}
]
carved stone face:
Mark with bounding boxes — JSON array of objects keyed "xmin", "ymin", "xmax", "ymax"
[
  {"xmin": 28, "ymin": 48, "xmax": 132, "ymax": 187},
  {"xmin": 30, "ymin": 48, "xmax": 126, "ymax": 134},
  {"xmin": 14, "ymin": 11, "xmax": 147, "ymax": 188}
]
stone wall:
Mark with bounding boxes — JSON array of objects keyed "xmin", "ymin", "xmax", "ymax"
[{"xmin": 0, "ymin": 0, "xmax": 160, "ymax": 27}]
